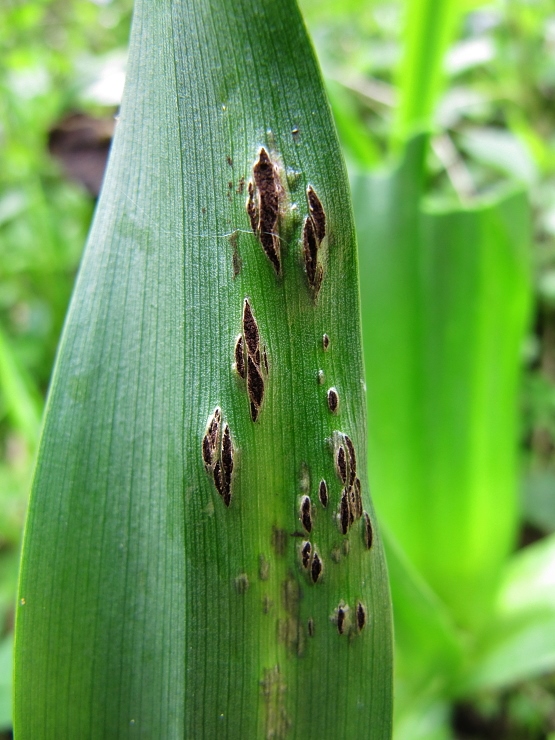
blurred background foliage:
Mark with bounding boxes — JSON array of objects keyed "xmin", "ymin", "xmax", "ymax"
[{"xmin": 2, "ymin": 0, "xmax": 555, "ymax": 737}]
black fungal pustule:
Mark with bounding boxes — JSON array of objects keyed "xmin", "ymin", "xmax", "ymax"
[
  {"xmin": 302, "ymin": 186, "xmax": 327, "ymax": 297},
  {"xmin": 202, "ymin": 408, "xmax": 234, "ymax": 507},
  {"xmin": 247, "ymin": 147, "xmax": 282, "ymax": 275},
  {"xmin": 327, "ymin": 387, "xmax": 339, "ymax": 414},
  {"xmin": 300, "ymin": 541, "xmax": 312, "ymax": 569},
  {"xmin": 318, "ymin": 479, "xmax": 328, "ymax": 508},
  {"xmin": 310, "ymin": 552, "xmax": 323, "ymax": 583},
  {"xmin": 300, "ymin": 495, "xmax": 313, "ymax": 534},
  {"xmin": 307, "ymin": 618, "xmax": 315, "ymax": 637},
  {"xmin": 356, "ymin": 602, "xmax": 366, "ymax": 632},
  {"xmin": 234, "ymin": 335, "xmax": 245, "ymax": 379},
  {"xmin": 333, "ymin": 432, "xmax": 363, "ymax": 534},
  {"xmin": 362, "ymin": 511, "xmax": 373, "ymax": 550},
  {"xmin": 322, "ymin": 333, "xmax": 330, "ymax": 351},
  {"xmin": 333, "ymin": 602, "xmax": 350, "ymax": 635},
  {"xmin": 240, "ymin": 298, "xmax": 266, "ymax": 422}
]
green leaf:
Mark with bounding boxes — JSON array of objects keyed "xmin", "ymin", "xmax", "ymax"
[
  {"xmin": 381, "ymin": 526, "xmax": 462, "ymax": 739},
  {"xmin": 14, "ymin": 1, "xmax": 393, "ymax": 737},
  {"xmin": 353, "ymin": 134, "xmax": 531, "ymax": 628},
  {"xmin": 461, "ymin": 534, "xmax": 555, "ymax": 693},
  {"xmin": 394, "ymin": 0, "xmax": 462, "ymax": 141}
]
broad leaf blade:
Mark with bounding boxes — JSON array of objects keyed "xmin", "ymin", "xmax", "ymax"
[
  {"xmin": 353, "ymin": 140, "xmax": 530, "ymax": 629},
  {"xmin": 15, "ymin": 1, "xmax": 392, "ymax": 738}
]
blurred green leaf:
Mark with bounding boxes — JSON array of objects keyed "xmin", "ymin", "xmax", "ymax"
[
  {"xmin": 0, "ymin": 323, "xmax": 42, "ymax": 449},
  {"xmin": 462, "ymin": 534, "xmax": 555, "ymax": 693},
  {"xmin": 353, "ymin": 134, "xmax": 531, "ymax": 627},
  {"xmin": 0, "ymin": 635, "xmax": 13, "ymax": 731},
  {"xmin": 394, "ymin": 0, "xmax": 462, "ymax": 141},
  {"xmin": 458, "ymin": 128, "xmax": 538, "ymax": 187}
]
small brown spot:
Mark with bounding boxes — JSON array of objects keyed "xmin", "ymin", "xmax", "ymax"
[
  {"xmin": 363, "ymin": 512, "xmax": 373, "ymax": 550},
  {"xmin": 300, "ymin": 496, "xmax": 312, "ymax": 533},
  {"xmin": 330, "ymin": 546, "xmax": 341, "ymax": 563},
  {"xmin": 356, "ymin": 602, "xmax": 366, "ymax": 631},
  {"xmin": 307, "ymin": 617, "xmax": 315, "ymax": 637},
  {"xmin": 235, "ymin": 573, "xmax": 249, "ymax": 594},
  {"xmin": 342, "ymin": 539, "xmax": 350, "ymax": 557},
  {"xmin": 282, "ymin": 574, "xmax": 301, "ymax": 614},
  {"xmin": 310, "ymin": 552, "xmax": 322, "ymax": 583},
  {"xmin": 234, "ymin": 335, "xmax": 245, "ymax": 379},
  {"xmin": 236, "ymin": 176, "xmax": 245, "ymax": 194},
  {"xmin": 229, "ymin": 231, "xmax": 242, "ymax": 278},
  {"xmin": 259, "ymin": 554, "xmax": 270, "ymax": 581},
  {"xmin": 272, "ymin": 526, "xmax": 288, "ymax": 557},
  {"xmin": 263, "ymin": 348, "xmax": 269, "ymax": 374},
  {"xmin": 300, "ymin": 541, "xmax": 311, "ymax": 569},
  {"xmin": 336, "ymin": 445, "xmax": 347, "ymax": 484},
  {"xmin": 226, "ymin": 155, "xmax": 233, "ymax": 166},
  {"xmin": 318, "ymin": 479, "xmax": 328, "ymax": 508},
  {"xmin": 262, "ymin": 595, "xmax": 273, "ymax": 614},
  {"xmin": 327, "ymin": 387, "xmax": 339, "ymax": 414},
  {"xmin": 228, "ymin": 181, "xmax": 233, "ymax": 190},
  {"xmin": 322, "ymin": 333, "xmax": 330, "ymax": 351}
]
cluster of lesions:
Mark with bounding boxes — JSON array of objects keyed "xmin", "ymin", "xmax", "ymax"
[
  {"xmin": 202, "ymin": 407, "xmax": 234, "ymax": 507},
  {"xmin": 331, "ymin": 600, "xmax": 367, "ymax": 636},
  {"xmin": 234, "ymin": 298, "xmax": 268, "ymax": 422},
  {"xmin": 245, "ymin": 147, "xmax": 329, "ymax": 302}
]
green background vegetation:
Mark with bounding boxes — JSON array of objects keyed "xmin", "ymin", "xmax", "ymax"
[{"xmin": 2, "ymin": 0, "xmax": 555, "ymax": 737}]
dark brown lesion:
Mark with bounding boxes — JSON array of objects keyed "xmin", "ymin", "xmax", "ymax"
[
  {"xmin": 310, "ymin": 552, "xmax": 322, "ymax": 583},
  {"xmin": 356, "ymin": 602, "xmax": 366, "ymax": 631},
  {"xmin": 241, "ymin": 298, "xmax": 266, "ymax": 422},
  {"xmin": 202, "ymin": 407, "xmax": 221, "ymax": 469},
  {"xmin": 300, "ymin": 495, "xmax": 312, "ymax": 534},
  {"xmin": 318, "ymin": 479, "xmax": 328, "ymax": 508},
  {"xmin": 201, "ymin": 408, "xmax": 234, "ymax": 507},
  {"xmin": 247, "ymin": 147, "xmax": 282, "ymax": 275},
  {"xmin": 234, "ymin": 335, "xmax": 245, "ymax": 379},
  {"xmin": 327, "ymin": 387, "xmax": 339, "ymax": 414},
  {"xmin": 333, "ymin": 432, "xmax": 364, "ymax": 534},
  {"xmin": 302, "ymin": 185, "xmax": 327, "ymax": 297},
  {"xmin": 362, "ymin": 511, "xmax": 373, "ymax": 550},
  {"xmin": 300, "ymin": 541, "xmax": 312, "ymax": 569}
]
